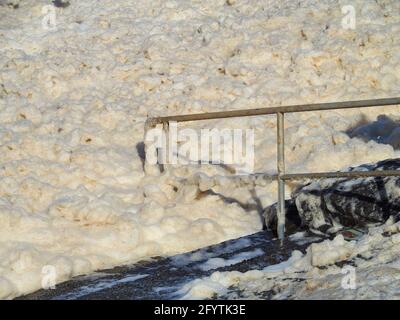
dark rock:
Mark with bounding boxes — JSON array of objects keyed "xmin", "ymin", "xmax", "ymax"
[
  {"xmin": 294, "ymin": 158, "xmax": 400, "ymax": 234},
  {"xmin": 264, "ymin": 158, "xmax": 400, "ymax": 235},
  {"xmin": 263, "ymin": 199, "xmax": 305, "ymax": 236}
]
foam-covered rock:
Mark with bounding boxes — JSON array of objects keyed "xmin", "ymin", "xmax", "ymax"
[{"xmin": 294, "ymin": 158, "xmax": 400, "ymax": 234}]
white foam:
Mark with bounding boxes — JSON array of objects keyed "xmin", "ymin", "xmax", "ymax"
[
  {"xmin": 1, "ymin": 0, "xmax": 400, "ymax": 299},
  {"xmin": 199, "ymin": 249, "xmax": 264, "ymax": 271}
]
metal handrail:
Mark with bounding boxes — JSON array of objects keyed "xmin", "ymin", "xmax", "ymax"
[
  {"xmin": 146, "ymin": 97, "xmax": 400, "ymax": 240},
  {"xmin": 146, "ymin": 98, "xmax": 400, "ymax": 125}
]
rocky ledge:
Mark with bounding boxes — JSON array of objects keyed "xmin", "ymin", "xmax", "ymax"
[{"xmin": 264, "ymin": 158, "xmax": 400, "ymax": 236}]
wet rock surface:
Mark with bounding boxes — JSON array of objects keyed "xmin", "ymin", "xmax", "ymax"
[{"xmin": 265, "ymin": 158, "xmax": 400, "ymax": 235}]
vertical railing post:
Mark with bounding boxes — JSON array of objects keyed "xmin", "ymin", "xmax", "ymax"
[{"xmin": 277, "ymin": 112, "xmax": 286, "ymax": 241}]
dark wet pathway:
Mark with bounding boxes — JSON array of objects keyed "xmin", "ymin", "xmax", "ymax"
[{"xmin": 19, "ymin": 231, "xmax": 321, "ymax": 300}]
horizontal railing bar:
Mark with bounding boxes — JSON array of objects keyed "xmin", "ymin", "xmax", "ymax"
[
  {"xmin": 282, "ymin": 170, "xmax": 400, "ymax": 180},
  {"xmin": 147, "ymin": 97, "xmax": 400, "ymax": 125},
  {"xmin": 184, "ymin": 170, "xmax": 400, "ymax": 183},
  {"xmin": 197, "ymin": 170, "xmax": 400, "ymax": 182}
]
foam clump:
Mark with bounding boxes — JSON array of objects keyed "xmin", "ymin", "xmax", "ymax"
[{"xmin": 308, "ymin": 235, "xmax": 355, "ymax": 267}]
